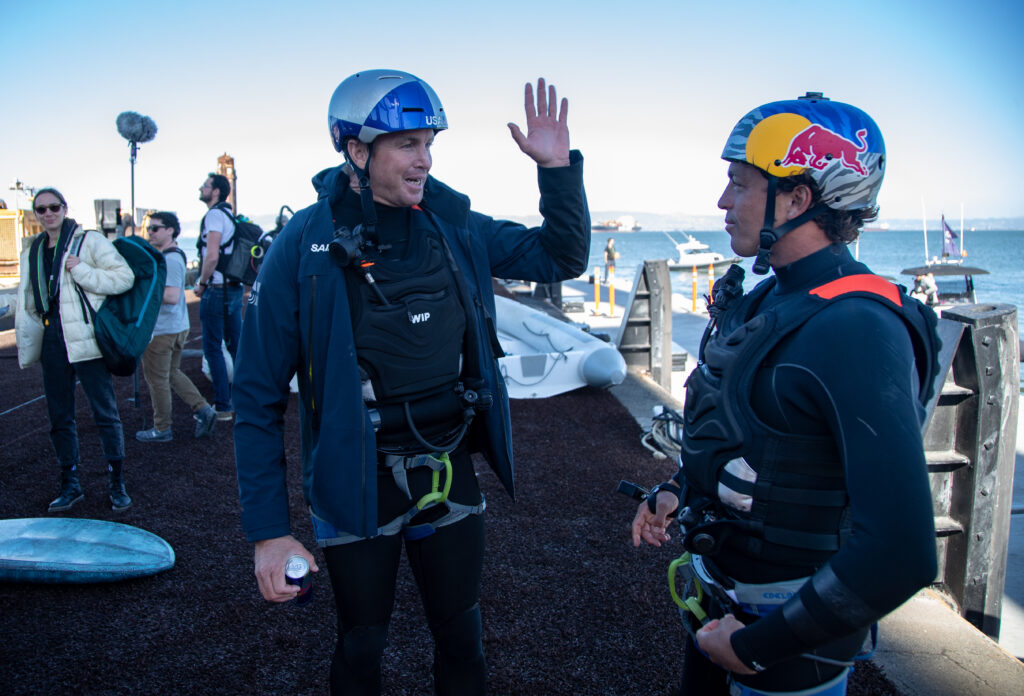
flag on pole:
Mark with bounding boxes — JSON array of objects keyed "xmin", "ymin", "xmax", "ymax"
[{"xmin": 941, "ymin": 214, "xmax": 958, "ymax": 257}]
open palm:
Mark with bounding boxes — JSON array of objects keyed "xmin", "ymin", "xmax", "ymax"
[{"xmin": 508, "ymin": 77, "xmax": 570, "ymax": 168}]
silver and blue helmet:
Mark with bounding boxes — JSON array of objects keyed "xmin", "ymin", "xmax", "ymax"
[{"xmin": 328, "ymin": 69, "xmax": 448, "ymax": 153}]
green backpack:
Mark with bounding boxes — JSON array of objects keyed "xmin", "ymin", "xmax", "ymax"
[{"xmin": 72, "ymin": 233, "xmax": 166, "ymax": 376}]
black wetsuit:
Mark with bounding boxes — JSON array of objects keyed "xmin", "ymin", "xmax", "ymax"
[
  {"xmin": 320, "ymin": 190, "xmax": 486, "ymax": 696},
  {"xmin": 677, "ymin": 244, "xmax": 939, "ymax": 693}
]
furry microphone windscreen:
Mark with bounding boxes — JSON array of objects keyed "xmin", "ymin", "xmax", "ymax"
[{"xmin": 116, "ymin": 111, "xmax": 158, "ymax": 143}]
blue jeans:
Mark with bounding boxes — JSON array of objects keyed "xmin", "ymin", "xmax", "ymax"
[
  {"xmin": 199, "ymin": 285, "xmax": 243, "ymax": 412},
  {"xmin": 40, "ymin": 321, "xmax": 124, "ymax": 468}
]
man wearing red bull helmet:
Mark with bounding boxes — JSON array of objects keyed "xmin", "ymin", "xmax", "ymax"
[
  {"xmin": 233, "ymin": 69, "xmax": 589, "ymax": 694},
  {"xmin": 721, "ymin": 91, "xmax": 886, "ymax": 275},
  {"xmin": 631, "ymin": 94, "xmax": 942, "ymax": 696}
]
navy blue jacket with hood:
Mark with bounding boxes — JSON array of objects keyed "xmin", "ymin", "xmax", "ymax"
[{"xmin": 233, "ymin": 151, "xmax": 590, "ymax": 542}]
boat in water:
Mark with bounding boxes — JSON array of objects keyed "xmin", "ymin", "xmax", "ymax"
[
  {"xmin": 494, "ymin": 295, "xmax": 626, "ymax": 399},
  {"xmin": 901, "ymin": 211, "xmax": 988, "ymax": 307},
  {"xmin": 901, "ymin": 263, "xmax": 989, "ymax": 306},
  {"xmin": 664, "ymin": 233, "xmax": 741, "ymax": 271},
  {"xmin": 592, "ymin": 215, "xmax": 641, "ymax": 232}
]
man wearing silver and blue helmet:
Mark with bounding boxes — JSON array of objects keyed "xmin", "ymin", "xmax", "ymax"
[
  {"xmin": 631, "ymin": 94, "xmax": 941, "ymax": 696},
  {"xmin": 233, "ymin": 70, "xmax": 589, "ymax": 694}
]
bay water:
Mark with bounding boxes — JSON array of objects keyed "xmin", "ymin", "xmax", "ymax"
[{"xmin": 588, "ymin": 228, "xmax": 1024, "ymax": 390}]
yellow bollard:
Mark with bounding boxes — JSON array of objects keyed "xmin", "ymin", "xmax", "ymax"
[
  {"xmin": 608, "ymin": 267, "xmax": 615, "ymax": 316},
  {"xmin": 593, "ymin": 266, "xmax": 601, "ymax": 315},
  {"xmin": 708, "ymin": 263, "xmax": 715, "ymax": 305},
  {"xmin": 692, "ymin": 265, "xmax": 698, "ymax": 312}
]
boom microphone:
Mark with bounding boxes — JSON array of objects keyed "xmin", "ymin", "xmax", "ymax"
[
  {"xmin": 116, "ymin": 111, "xmax": 157, "ymax": 143},
  {"xmin": 114, "ymin": 111, "xmax": 158, "ymax": 418}
]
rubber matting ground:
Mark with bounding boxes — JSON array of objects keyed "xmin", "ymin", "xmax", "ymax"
[{"xmin": 0, "ymin": 296, "xmax": 903, "ymax": 695}]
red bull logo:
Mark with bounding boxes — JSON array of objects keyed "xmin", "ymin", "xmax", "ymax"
[{"xmin": 779, "ymin": 125, "xmax": 869, "ymax": 177}]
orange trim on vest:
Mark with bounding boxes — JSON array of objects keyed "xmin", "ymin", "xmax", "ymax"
[
  {"xmin": 412, "ymin": 204, "xmax": 423, "ymax": 211},
  {"xmin": 809, "ymin": 274, "xmax": 901, "ymax": 306}
]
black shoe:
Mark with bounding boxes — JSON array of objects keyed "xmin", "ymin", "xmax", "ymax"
[
  {"xmin": 49, "ymin": 485, "xmax": 84, "ymax": 512},
  {"xmin": 109, "ymin": 464, "xmax": 132, "ymax": 512},
  {"xmin": 49, "ymin": 468, "xmax": 84, "ymax": 512},
  {"xmin": 109, "ymin": 482, "xmax": 132, "ymax": 511}
]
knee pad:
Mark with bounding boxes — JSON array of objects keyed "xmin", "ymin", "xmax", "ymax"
[
  {"xmin": 341, "ymin": 623, "xmax": 389, "ymax": 667},
  {"xmin": 432, "ymin": 603, "xmax": 483, "ymax": 659}
]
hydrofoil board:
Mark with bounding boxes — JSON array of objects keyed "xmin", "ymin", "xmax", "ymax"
[{"xmin": 0, "ymin": 518, "xmax": 175, "ymax": 583}]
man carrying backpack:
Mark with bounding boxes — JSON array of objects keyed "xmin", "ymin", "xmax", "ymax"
[
  {"xmin": 195, "ymin": 173, "xmax": 241, "ymax": 421},
  {"xmin": 136, "ymin": 212, "xmax": 218, "ymax": 442}
]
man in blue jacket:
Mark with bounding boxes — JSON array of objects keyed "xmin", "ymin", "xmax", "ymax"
[{"xmin": 233, "ymin": 70, "xmax": 589, "ymax": 695}]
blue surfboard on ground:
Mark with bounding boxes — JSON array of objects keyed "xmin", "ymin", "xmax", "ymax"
[{"xmin": 0, "ymin": 518, "xmax": 175, "ymax": 583}]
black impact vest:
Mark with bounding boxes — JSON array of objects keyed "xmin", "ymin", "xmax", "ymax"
[
  {"xmin": 680, "ymin": 272, "xmax": 940, "ymax": 571},
  {"xmin": 346, "ymin": 208, "xmax": 469, "ymax": 454}
]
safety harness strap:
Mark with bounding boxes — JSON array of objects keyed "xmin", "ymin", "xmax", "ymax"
[
  {"xmin": 686, "ymin": 517, "xmax": 843, "ymax": 556},
  {"xmin": 672, "ymin": 553, "xmax": 863, "ymax": 677},
  {"xmin": 718, "ymin": 469, "xmax": 848, "ymax": 507},
  {"xmin": 385, "ymin": 452, "xmax": 484, "ymax": 541}
]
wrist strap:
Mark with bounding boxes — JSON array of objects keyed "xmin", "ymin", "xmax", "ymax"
[{"xmin": 647, "ymin": 481, "xmax": 682, "ymax": 514}]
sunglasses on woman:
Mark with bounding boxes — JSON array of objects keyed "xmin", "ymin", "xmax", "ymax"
[{"xmin": 35, "ymin": 204, "xmax": 64, "ymax": 214}]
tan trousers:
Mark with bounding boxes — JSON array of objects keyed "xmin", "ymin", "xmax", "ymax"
[{"xmin": 140, "ymin": 329, "xmax": 209, "ymax": 432}]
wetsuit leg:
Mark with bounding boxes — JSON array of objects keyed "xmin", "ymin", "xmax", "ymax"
[
  {"xmin": 323, "ymin": 533, "xmax": 404, "ymax": 696},
  {"xmin": 406, "ymin": 512, "xmax": 486, "ymax": 696}
]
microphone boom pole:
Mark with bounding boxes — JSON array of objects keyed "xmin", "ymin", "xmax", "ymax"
[
  {"xmin": 116, "ymin": 111, "xmax": 156, "ymax": 236},
  {"xmin": 129, "ymin": 140, "xmax": 138, "ymax": 235},
  {"xmin": 115, "ymin": 111, "xmax": 157, "ymax": 417}
]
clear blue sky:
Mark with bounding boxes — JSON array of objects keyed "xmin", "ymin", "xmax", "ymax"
[{"xmin": 2, "ymin": 0, "xmax": 1021, "ymax": 231}]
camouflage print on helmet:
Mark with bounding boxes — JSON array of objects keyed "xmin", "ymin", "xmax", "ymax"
[{"xmin": 722, "ymin": 94, "xmax": 885, "ymax": 211}]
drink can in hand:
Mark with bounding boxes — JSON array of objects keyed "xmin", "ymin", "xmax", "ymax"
[{"xmin": 285, "ymin": 555, "xmax": 312, "ymax": 606}]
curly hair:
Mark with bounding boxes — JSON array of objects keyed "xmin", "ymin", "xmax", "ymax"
[{"xmin": 771, "ymin": 172, "xmax": 879, "ymax": 244}]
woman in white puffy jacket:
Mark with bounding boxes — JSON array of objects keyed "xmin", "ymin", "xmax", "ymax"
[{"xmin": 15, "ymin": 188, "xmax": 135, "ymax": 513}]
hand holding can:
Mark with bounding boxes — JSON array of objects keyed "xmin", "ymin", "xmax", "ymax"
[{"xmin": 285, "ymin": 555, "xmax": 313, "ymax": 606}]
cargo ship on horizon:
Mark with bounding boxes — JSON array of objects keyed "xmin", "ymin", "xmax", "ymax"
[{"xmin": 591, "ymin": 215, "xmax": 641, "ymax": 232}]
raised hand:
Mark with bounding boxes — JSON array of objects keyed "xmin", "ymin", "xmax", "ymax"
[{"xmin": 507, "ymin": 77, "xmax": 571, "ymax": 168}]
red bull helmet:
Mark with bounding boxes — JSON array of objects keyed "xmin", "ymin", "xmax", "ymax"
[
  {"xmin": 722, "ymin": 93, "xmax": 884, "ymax": 273},
  {"xmin": 328, "ymin": 69, "xmax": 448, "ymax": 153},
  {"xmin": 722, "ymin": 92, "xmax": 885, "ymax": 211}
]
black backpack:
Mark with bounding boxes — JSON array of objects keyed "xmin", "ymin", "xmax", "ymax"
[
  {"xmin": 199, "ymin": 203, "xmax": 266, "ymax": 286},
  {"xmin": 72, "ymin": 233, "xmax": 167, "ymax": 377},
  {"xmin": 163, "ymin": 246, "xmax": 188, "ymax": 271}
]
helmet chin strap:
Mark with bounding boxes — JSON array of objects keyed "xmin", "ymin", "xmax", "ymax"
[
  {"xmin": 344, "ymin": 142, "xmax": 378, "ymax": 238},
  {"xmin": 752, "ymin": 175, "xmax": 830, "ymax": 275}
]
